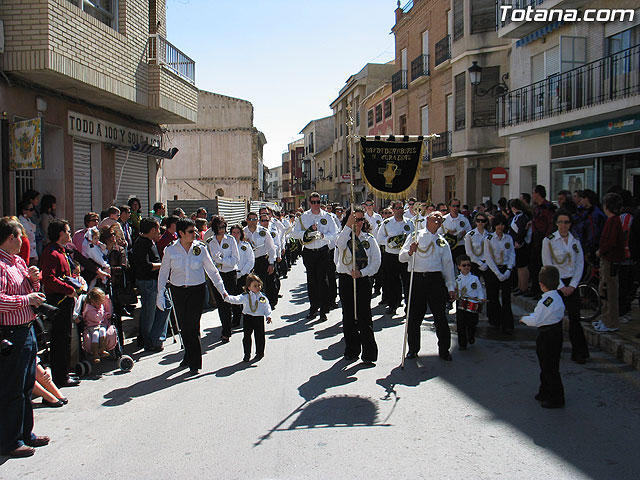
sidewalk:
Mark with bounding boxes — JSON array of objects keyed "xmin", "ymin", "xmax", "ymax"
[{"xmin": 512, "ymin": 293, "xmax": 640, "ymax": 371}]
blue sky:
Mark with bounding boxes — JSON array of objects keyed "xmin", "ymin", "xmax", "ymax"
[{"xmin": 166, "ymin": 0, "xmax": 397, "ymax": 167}]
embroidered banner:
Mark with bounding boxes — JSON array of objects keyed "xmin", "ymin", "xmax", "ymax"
[
  {"xmin": 9, "ymin": 117, "xmax": 43, "ymax": 170},
  {"xmin": 359, "ymin": 137, "xmax": 425, "ymax": 199}
]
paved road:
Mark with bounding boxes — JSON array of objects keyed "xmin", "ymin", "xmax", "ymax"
[{"xmin": 2, "ymin": 261, "xmax": 640, "ymax": 479}]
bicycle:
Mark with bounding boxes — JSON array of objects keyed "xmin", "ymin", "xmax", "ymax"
[{"xmin": 577, "ymin": 261, "xmax": 601, "ymax": 322}]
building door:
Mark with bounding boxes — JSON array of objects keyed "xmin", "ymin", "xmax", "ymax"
[
  {"xmin": 627, "ymin": 168, "xmax": 640, "ymax": 198},
  {"xmin": 115, "ymin": 150, "xmax": 150, "ymax": 216},
  {"xmin": 73, "ymin": 141, "xmax": 92, "ymax": 231}
]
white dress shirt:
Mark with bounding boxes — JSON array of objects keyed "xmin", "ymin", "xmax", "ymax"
[
  {"xmin": 455, "ymin": 273, "xmax": 486, "ymax": 301},
  {"xmin": 521, "ymin": 290, "xmax": 565, "ymax": 327},
  {"xmin": 398, "ymin": 230, "xmax": 456, "ymax": 291},
  {"xmin": 244, "ymin": 225, "xmax": 277, "ymax": 263},
  {"xmin": 292, "ymin": 210, "xmax": 338, "ymax": 250},
  {"xmin": 226, "ymin": 291, "xmax": 272, "ymax": 317},
  {"xmin": 335, "ymin": 226, "xmax": 381, "ymax": 277},
  {"xmin": 484, "ymin": 232, "xmax": 516, "ymax": 280},
  {"xmin": 19, "ymin": 215, "xmax": 38, "ymax": 259},
  {"xmin": 441, "ymin": 213, "xmax": 471, "ymax": 247},
  {"xmin": 542, "ymin": 232, "xmax": 584, "ymax": 288},
  {"xmin": 376, "ymin": 217, "xmax": 414, "ymax": 255},
  {"xmin": 464, "ymin": 228, "xmax": 489, "ymax": 270},
  {"xmin": 206, "ymin": 233, "xmax": 239, "ymax": 273},
  {"xmin": 236, "ymin": 240, "xmax": 255, "ymax": 277},
  {"xmin": 157, "ymin": 240, "xmax": 226, "ymax": 307},
  {"xmin": 364, "ymin": 211, "xmax": 383, "ymax": 234}
]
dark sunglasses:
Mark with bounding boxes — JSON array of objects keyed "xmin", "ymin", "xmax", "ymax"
[
  {"xmin": 185, "ymin": 229, "xmax": 196, "ymax": 234},
  {"xmin": 355, "ymin": 218, "xmax": 365, "ymax": 222},
  {"xmin": 408, "ymin": 202, "xmax": 415, "ymax": 206},
  {"xmin": 310, "ymin": 200, "xmax": 321, "ymax": 205},
  {"xmin": 451, "ymin": 204, "xmax": 460, "ymax": 208},
  {"xmin": 476, "ymin": 219, "xmax": 487, "ymax": 223},
  {"xmin": 459, "ymin": 263, "xmax": 471, "ymax": 267}
]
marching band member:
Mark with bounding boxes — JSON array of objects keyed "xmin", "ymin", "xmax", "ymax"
[
  {"xmin": 243, "ymin": 211, "xmax": 277, "ymax": 306},
  {"xmin": 483, "ymin": 214, "xmax": 516, "ymax": 333},
  {"xmin": 259, "ymin": 214, "xmax": 281, "ymax": 308},
  {"xmin": 376, "ymin": 200, "xmax": 414, "ymax": 315},
  {"xmin": 291, "ymin": 192, "xmax": 339, "ymax": 322},
  {"xmin": 230, "ymin": 224, "xmax": 255, "ymax": 327},
  {"xmin": 464, "ymin": 212, "xmax": 489, "ymax": 277},
  {"xmin": 455, "ymin": 254, "xmax": 485, "ymax": 350},
  {"xmin": 441, "ymin": 198, "xmax": 470, "ymax": 262},
  {"xmin": 335, "ymin": 207, "xmax": 381, "ymax": 365},
  {"xmin": 157, "ymin": 218, "xmax": 228, "ymax": 375},
  {"xmin": 323, "ymin": 203, "xmax": 340, "ymax": 308},
  {"xmin": 363, "ymin": 199, "xmax": 383, "ymax": 296},
  {"xmin": 403, "ymin": 197, "xmax": 418, "ymax": 221},
  {"xmin": 542, "ymin": 210, "xmax": 589, "ymax": 364},
  {"xmin": 206, "ymin": 216, "xmax": 239, "ymax": 343},
  {"xmin": 399, "ymin": 211, "xmax": 456, "ymax": 361}
]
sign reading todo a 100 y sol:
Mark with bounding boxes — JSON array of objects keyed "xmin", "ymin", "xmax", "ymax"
[{"xmin": 67, "ymin": 111, "xmax": 161, "ymax": 148}]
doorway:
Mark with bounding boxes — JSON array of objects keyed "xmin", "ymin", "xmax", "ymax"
[{"xmin": 627, "ymin": 168, "xmax": 640, "ymax": 198}]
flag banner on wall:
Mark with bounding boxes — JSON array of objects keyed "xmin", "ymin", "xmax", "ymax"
[
  {"xmin": 9, "ymin": 117, "xmax": 43, "ymax": 170},
  {"xmin": 359, "ymin": 136, "xmax": 425, "ymax": 199}
]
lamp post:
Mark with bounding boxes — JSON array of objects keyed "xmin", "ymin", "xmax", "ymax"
[{"xmin": 468, "ymin": 61, "xmax": 509, "ymax": 98}]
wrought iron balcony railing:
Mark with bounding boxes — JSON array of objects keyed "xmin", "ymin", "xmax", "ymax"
[
  {"xmin": 148, "ymin": 34, "xmax": 196, "ymax": 84},
  {"xmin": 435, "ymin": 35, "xmax": 451, "ymax": 67},
  {"xmin": 411, "ymin": 54, "xmax": 430, "ymax": 82},
  {"xmin": 431, "ymin": 131, "xmax": 452, "ymax": 158},
  {"xmin": 392, "ymin": 70, "xmax": 408, "ymax": 92},
  {"xmin": 498, "ymin": 44, "xmax": 640, "ymax": 129}
]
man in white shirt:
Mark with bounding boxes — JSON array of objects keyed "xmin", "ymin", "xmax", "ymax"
[{"xmin": 243, "ymin": 212, "xmax": 277, "ymax": 306}]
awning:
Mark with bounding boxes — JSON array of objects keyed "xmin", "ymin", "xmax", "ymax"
[
  {"xmin": 130, "ymin": 143, "xmax": 179, "ymax": 159},
  {"xmin": 516, "ymin": 21, "xmax": 564, "ymax": 48}
]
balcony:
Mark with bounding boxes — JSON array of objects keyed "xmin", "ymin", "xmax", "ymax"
[
  {"xmin": 434, "ymin": 35, "xmax": 451, "ymax": 67},
  {"xmin": 497, "ymin": 0, "xmax": 589, "ymax": 39},
  {"xmin": 431, "ymin": 131, "xmax": 452, "ymax": 159},
  {"xmin": 392, "ymin": 70, "xmax": 408, "ymax": 93},
  {"xmin": 498, "ymin": 44, "xmax": 640, "ymax": 134},
  {"xmin": 411, "ymin": 54, "xmax": 430, "ymax": 82},
  {"xmin": 0, "ymin": 0, "xmax": 197, "ymax": 124}
]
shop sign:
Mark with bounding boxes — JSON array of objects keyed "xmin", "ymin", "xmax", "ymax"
[
  {"xmin": 550, "ymin": 114, "xmax": 640, "ymax": 145},
  {"xmin": 67, "ymin": 111, "xmax": 160, "ymax": 147}
]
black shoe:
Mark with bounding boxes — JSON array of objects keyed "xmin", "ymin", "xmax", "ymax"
[
  {"xmin": 186, "ymin": 369, "xmax": 199, "ymax": 376},
  {"xmin": 468, "ymin": 336, "xmax": 475, "ymax": 345},
  {"xmin": 221, "ymin": 336, "xmax": 230, "ymax": 344},
  {"xmin": 386, "ymin": 306, "xmax": 397, "ymax": 315},
  {"xmin": 145, "ymin": 346, "xmax": 164, "ymax": 353},
  {"xmin": 502, "ymin": 328, "xmax": 514, "ymax": 335},
  {"xmin": 572, "ymin": 355, "xmax": 587, "ymax": 365},
  {"xmin": 179, "ymin": 360, "xmax": 188, "ymax": 368},
  {"xmin": 58, "ymin": 397, "xmax": 68, "ymax": 405},
  {"xmin": 59, "ymin": 377, "xmax": 80, "ymax": 387},
  {"xmin": 541, "ymin": 400, "xmax": 565, "ymax": 409},
  {"xmin": 306, "ymin": 310, "xmax": 318, "ymax": 319},
  {"xmin": 253, "ymin": 354, "xmax": 264, "ymax": 362},
  {"xmin": 373, "ymin": 289, "xmax": 381, "ymax": 297},
  {"xmin": 42, "ymin": 399, "xmax": 64, "ymax": 408},
  {"xmin": 319, "ymin": 313, "xmax": 328, "ymax": 322},
  {"xmin": 360, "ymin": 360, "xmax": 376, "ymax": 367},
  {"xmin": 439, "ymin": 352, "xmax": 453, "ymax": 361},
  {"xmin": 231, "ymin": 322, "xmax": 241, "ymax": 328},
  {"xmin": 343, "ymin": 355, "xmax": 358, "ymax": 362},
  {"xmin": 243, "ymin": 355, "xmax": 250, "ymax": 362},
  {"xmin": 458, "ymin": 345, "xmax": 467, "ymax": 351},
  {"xmin": 406, "ymin": 351, "xmax": 417, "ymax": 359},
  {"xmin": 534, "ymin": 393, "xmax": 546, "ymax": 402}
]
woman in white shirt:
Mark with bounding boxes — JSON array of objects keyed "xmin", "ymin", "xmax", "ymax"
[
  {"xmin": 464, "ymin": 212, "xmax": 489, "ymax": 277},
  {"xmin": 230, "ymin": 224, "xmax": 255, "ymax": 327}
]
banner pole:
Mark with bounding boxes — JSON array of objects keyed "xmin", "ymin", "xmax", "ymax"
[{"xmin": 346, "ymin": 104, "xmax": 357, "ymax": 323}]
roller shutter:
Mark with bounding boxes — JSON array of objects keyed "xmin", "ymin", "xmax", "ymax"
[
  {"xmin": 115, "ymin": 150, "xmax": 150, "ymax": 216},
  {"xmin": 73, "ymin": 142, "xmax": 92, "ymax": 231}
]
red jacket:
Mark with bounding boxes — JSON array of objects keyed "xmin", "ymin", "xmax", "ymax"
[
  {"xmin": 40, "ymin": 242, "xmax": 75, "ymax": 295},
  {"xmin": 599, "ymin": 215, "xmax": 625, "ymax": 263}
]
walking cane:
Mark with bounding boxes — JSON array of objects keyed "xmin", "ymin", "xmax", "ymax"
[
  {"xmin": 400, "ymin": 206, "xmax": 425, "ymax": 369},
  {"xmin": 165, "ymin": 288, "xmax": 184, "ymax": 349}
]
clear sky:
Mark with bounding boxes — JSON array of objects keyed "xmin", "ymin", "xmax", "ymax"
[{"xmin": 166, "ymin": 0, "xmax": 397, "ymax": 168}]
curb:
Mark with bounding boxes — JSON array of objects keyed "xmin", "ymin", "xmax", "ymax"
[{"xmin": 512, "ymin": 294, "xmax": 640, "ymax": 371}]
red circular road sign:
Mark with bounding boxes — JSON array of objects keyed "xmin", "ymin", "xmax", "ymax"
[{"xmin": 490, "ymin": 167, "xmax": 508, "ymax": 186}]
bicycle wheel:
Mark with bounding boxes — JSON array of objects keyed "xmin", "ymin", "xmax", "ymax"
[{"xmin": 578, "ymin": 283, "xmax": 601, "ymax": 321}]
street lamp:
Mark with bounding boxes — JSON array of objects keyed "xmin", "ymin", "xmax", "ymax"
[{"xmin": 468, "ymin": 61, "xmax": 509, "ymax": 98}]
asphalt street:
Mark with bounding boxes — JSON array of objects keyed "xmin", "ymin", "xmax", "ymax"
[{"xmin": 2, "ymin": 260, "xmax": 640, "ymax": 479}]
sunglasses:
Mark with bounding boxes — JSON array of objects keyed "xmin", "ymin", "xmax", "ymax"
[
  {"xmin": 355, "ymin": 218, "xmax": 364, "ymax": 222},
  {"xmin": 365, "ymin": 203, "xmax": 373, "ymax": 207},
  {"xmin": 185, "ymin": 229, "xmax": 196, "ymax": 234},
  {"xmin": 451, "ymin": 204, "xmax": 460, "ymax": 208},
  {"xmin": 408, "ymin": 202, "xmax": 415, "ymax": 206},
  {"xmin": 310, "ymin": 200, "xmax": 321, "ymax": 205},
  {"xmin": 476, "ymin": 219, "xmax": 487, "ymax": 223},
  {"xmin": 459, "ymin": 263, "xmax": 471, "ymax": 267}
]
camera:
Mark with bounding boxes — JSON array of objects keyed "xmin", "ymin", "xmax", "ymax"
[
  {"xmin": 0, "ymin": 338, "xmax": 13, "ymax": 357},
  {"xmin": 32, "ymin": 303, "xmax": 60, "ymax": 321}
]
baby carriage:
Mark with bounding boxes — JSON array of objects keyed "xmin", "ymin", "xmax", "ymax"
[{"xmin": 74, "ymin": 281, "xmax": 134, "ymax": 376}]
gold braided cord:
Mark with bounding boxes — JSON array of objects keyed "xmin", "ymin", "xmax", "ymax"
[
  {"xmin": 548, "ymin": 239, "xmax": 571, "ymax": 266},
  {"xmin": 470, "ymin": 235, "xmax": 484, "ymax": 257},
  {"xmin": 487, "ymin": 238, "xmax": 504, "ymax": 265},
  {"xmin": 416, "ymin": 241, "xmax": 434, "ymax": 257},
  {"xmin": 248, "ymin": 294, "xmax": 259, "ymax": 313}
]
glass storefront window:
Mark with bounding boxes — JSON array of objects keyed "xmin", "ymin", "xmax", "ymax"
[
  {"xmin": 601, "ymin": 155, "xmax": 624, "ymax": 193},
  {"xmin": 551, "ymin": 158, "xmax": 596, "ymax": 198}
]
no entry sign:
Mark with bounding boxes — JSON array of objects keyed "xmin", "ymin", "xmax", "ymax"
[{"xmin": 490, "ymin": 167, "xmax": 508, "ymax": 186}]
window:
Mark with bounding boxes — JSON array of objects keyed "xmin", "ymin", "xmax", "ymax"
[
  {"xmin": 471, "ymin": 0, "xmax": 495, "ymax": 34},
  {"xmin": 384, "ymin": 99, "xmax": 392, "ymax": 118},
  {"xmin": 560, "ymin": 36, "xmax": 586, "ymax": 72},
  {"xmin": 375, "ymin": 104, "xmax": 382, "ymax": 123},
  {"xmin": 453, "ymin": 0, "xmax": 464, "ymax": 41},
  {"xmin": 472, "ymin": 66, "xmax": 499, "ymax": 127},
  {"xmin": 421, "ymin": 105, "xmax": 429, "ymax": 135},
  {"xmin": 445, "ymin": 175, "xmax": 456, "ymax": 204},
  {"xmin": 67, "ymin": 0, "xmax": 118, "ymax": 30},
  {"xmin": 454, "ymin": 73, "xmax": 465, "ymax": 131},
  {"xmin": 368, "ymin": 109, "xmax": 374, "ymax": 127},
  {"xmin": 399, "ymin": 115, "xmax": 407, "ymax": 135}
]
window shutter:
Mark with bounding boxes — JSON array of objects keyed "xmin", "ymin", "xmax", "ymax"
[
  {"xmin": 472, "ymin": 66, "xmax": 499, "ymax": 127},
  {"xmin": 453, "ymin": 0, "xmax": 464, "ymax": 41},
  {"xmin": 454, "ymin": 73, "xmax": 466, "ymax": 130},
  {"xmin": 471, "ymin": 0, "xmax": 495, "ymax": 34}
]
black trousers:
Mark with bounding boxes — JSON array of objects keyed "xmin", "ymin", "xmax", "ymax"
[
  {"xmin": 232, "ymin": 274, "xmax": 248, "ymax": 326},
  {"xmin": 326, "ymin": 248, "xmax": 337, "ymax": 304},
  {"xmin": 338, "ymin": 274, "xmax": 378, "ymax": 362},
  {"xmin": 536, "ymin": 322, "xmax": 565, "ymax": 404},
  {"xmin": 456, "ymin": 310, "xmax": 478, "ymax": 348},
  {"xmin": 484, "ymin": 266, "xmax": 514, "ymax": 331},
  {"xmin": 46, "ymin": 294, "xmax": 74, "ymax": 384},
  {"xmin": 529, "ymin": 241, "xmax": 543, "ymax": 295},
  {"xmin": 170, "ymin": 283, "xmax": 206, "ymax": 370},
  {"xmin": 451, "ymin": 245, "xmax": 465, "ymax": 270},
  {"xmin": 383, "ymin": 251, "xmax": 409, "ymax": 309},
  {"xmin": 254, "ymin": 255, "xmax": 277, "ymax": 308},
  {"xmin": 560, "ymin": 277, "xmax": 589, "ymax": 360},
  {"xmin": 212, "ymin": 271, "xmax": 237, "ymax": 339},
  {"xmin": 243, "ymin": 314, "xmax": 265, "ymax": 357},
  {"xmin": 302, "ymin": 246, "xmax": 331, "ymax": 314},
  {"xmin": 407, "ymin": 272, "xmax": 451, "ymax": 355}
]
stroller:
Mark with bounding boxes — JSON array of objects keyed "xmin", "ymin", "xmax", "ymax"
[{"xmin": 74, "ymin": 280, "xmax": 134, "ymax": 376}]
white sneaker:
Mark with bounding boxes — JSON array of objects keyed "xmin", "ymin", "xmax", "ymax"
[{"xmin": 594, "ymin": 322, "xmax": 619, "ymax": 333}]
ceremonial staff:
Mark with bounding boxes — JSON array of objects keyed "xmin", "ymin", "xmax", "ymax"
[{"xmin": 346, "ymin": 104, "xmax": 358, "ymax": 322}]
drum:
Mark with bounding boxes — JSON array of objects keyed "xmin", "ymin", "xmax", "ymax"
[{"xmin": 458, "ymin": 297, "xmax": 482, "ymax": 314}]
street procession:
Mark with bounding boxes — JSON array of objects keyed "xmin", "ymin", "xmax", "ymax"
[{"xmin": 1, "ymin": 0, "xmax": 640, "ymax": 478}]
